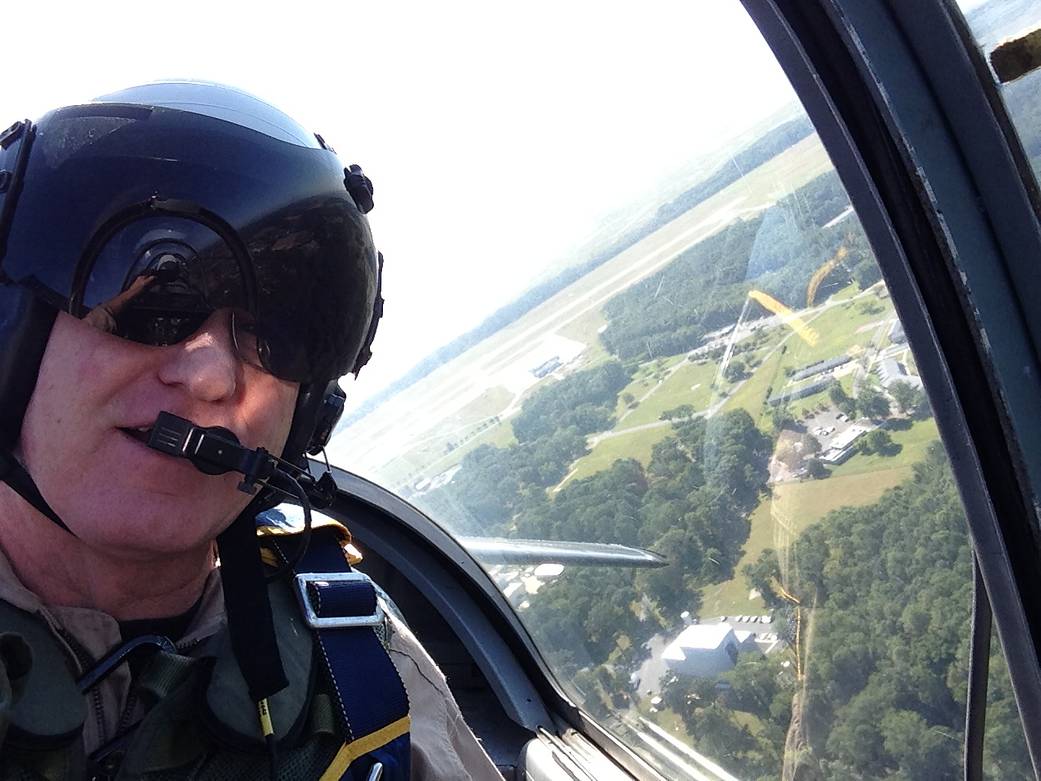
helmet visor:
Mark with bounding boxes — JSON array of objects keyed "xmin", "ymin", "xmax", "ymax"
[{"xmin": 0, "ymin": 104, "xmax": 378, "ymax": 383}]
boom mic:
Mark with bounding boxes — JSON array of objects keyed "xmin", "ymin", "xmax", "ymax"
[{"xmin": 145, "ymin": 411, "xmax": 277, "ymax": 493}]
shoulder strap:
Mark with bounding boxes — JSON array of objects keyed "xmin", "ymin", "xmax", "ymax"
[
  {"xmin": 203, "ymin": 573, "xmax": 315, "ymax": 748},
  {"xmin": 269, "ymin": 523, "xmax": 411, "ymax": 781}
]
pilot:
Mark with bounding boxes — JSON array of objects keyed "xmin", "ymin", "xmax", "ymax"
[{"xmin": 0, "ymin": 82, "xmax": 502, "ymax": 780}]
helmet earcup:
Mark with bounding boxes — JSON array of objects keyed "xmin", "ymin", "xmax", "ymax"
[
  {"xmin": 282, "ymin": 379, "xmax": 345, "ymax": 464},
  {"xmin": 307, "ymin": 383, "xmax": 346, "ymax": 456}
]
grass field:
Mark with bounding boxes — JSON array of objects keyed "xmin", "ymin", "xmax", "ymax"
[
  {"xmin": 614, "ymin": 355, "xmax": 688, "ymax": 417},
  {"xmin": 829, "ymin": 416, "xmax": 939, "ymax": 477},
  {"xmin": 565, "ymin": 426, "xmax": 674, "ymax": 484},
  {"xmin": 727, "ymin": 133, "xmax": 834, "ymax": 207},
  {"xmin": 828, "ymin": 282, "xmax": 860, "ymax": 302},
  {"xmin": 784, "ymin": 386, "xmax": 836, "ymax": 419},
  {"xmin": 374, "ymin": 385, "xmax": 517, "ymax": 481},
  {"xmin": 723, "ymin": 349, "xmax": 785, "ymax": 416},
  {"xmin": 448, "ymin": 417, "xmax": 517, "ymax": 458},
  {"xmin": 620, "ymin": 360, "xmax": 721, "ymax": 427},
  {"xmin": 697, "ymin": 466, "xmax": 914, "ymax": 618},
  {"xmin": 776, "ymin": 296, "xmax": 893, "ymax": 374}
]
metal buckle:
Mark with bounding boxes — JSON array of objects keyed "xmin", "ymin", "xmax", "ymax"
[{"xmin": 294, "ymin": 572, "xmax": 385, "ymax": 629}]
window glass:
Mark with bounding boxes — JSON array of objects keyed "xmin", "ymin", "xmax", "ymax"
[
  {"xmin": 332, "ymin": 2, "xmax": 1029, "ymax": 776},
  {"xmin": 957, "ymin": 0, "xmax": 1041, "ymax": 182}
]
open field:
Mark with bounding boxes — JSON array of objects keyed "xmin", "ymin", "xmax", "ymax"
[
  {"xmin": 565, "ymin": 426, "xmax": 674, "ymax": 485},
  {"xmin": 444, "ymin": 419, "xmax": 517, "ymax": 461},
  {"xmin": 829, "ymin": 417, "xmax": 939, "ymax": 477},
  {"xmin": 785, "ymin": 386, "xmax": 835, "ymax": 420},
  {"xmin": 613, "ymin": 355, "xmax": 689, "ymax": 417},
  {"xmin": 698, "ymin": 465, "xmax": 914, "ymax": 617},
  {"xmin": 771, "ymin": 295, "xmax": 893, "ymax": 378},
  {"xmin": 620, "ymin": 360, "xmax": 721, "ymax": 427},
  {"xmin": 828, "ymin": 282, "xmax": 860, "ymax": 302},
  {"xmin": 723, "ymin": 349, "xmax": 785, "ymax": 417}
]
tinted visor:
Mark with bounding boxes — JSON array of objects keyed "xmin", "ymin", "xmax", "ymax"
[
  {"xmin": 75, "ymin": 212, "xmax": 260, "ymax": 364},
  {"xmin": 0, "ymin": 104, "xmax": 377, "ymax": 383}
]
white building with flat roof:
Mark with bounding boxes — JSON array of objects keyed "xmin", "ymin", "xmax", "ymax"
[{"xmin": 662, "ymin": 623, "xmax": 741, "ymax": 677}]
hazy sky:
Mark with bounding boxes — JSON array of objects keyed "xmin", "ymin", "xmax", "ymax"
[{"xmin": 8, "ymin": 0, "xmax": 960, "ymax": 411}]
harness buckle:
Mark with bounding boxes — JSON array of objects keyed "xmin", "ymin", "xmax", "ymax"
[{"xmin": 294, "ymin": 572, "xmax": 385, "ymax": 629}]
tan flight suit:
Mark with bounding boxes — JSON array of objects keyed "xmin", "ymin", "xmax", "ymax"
[{"xmin": 0, "ymin": 547, "xmax": 503, "ymax": 780}]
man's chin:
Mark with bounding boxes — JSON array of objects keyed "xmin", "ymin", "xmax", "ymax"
[{"xmin": 50, "ymin": 488, "xmax": 246, "ymax": 557}]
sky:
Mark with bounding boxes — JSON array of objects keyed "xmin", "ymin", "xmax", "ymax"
[{"xmin": 3, "ymin": 0, "xmax": 995, "ymax": 412}]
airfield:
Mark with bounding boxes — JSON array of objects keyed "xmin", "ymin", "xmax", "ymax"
[
  {"xmin": 329, "ymin": 132, "xmax": 834, "ymax": 487},
  {"xmin": 330, "ymin": 121, "xmax": 942, "ymax": 632}
]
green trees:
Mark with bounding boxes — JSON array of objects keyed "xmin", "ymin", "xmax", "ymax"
[
  {"xmin": 424, "ymin": 425, "xmax": 589, "ymax": 533},
  {"xmin": 805, "ymin": 457, "xmax": 829, "ymax": 479},
  {"xmin": 742, "ymin": 549, "xmax": 782, "ymax": 608},
  {"xmin": 859, "ymin": 428, "xmax": 898, "ymax": 456},
  {"xmin": 523, "ymin": 567, "xmax": 649, "ymax": 675},
  {"xmin": 512, "ymin": 360, "xmax": 630, "ymax": 442},
  {"xmin": 762, "ymin": 442, "xmax": 1035, "ymax": 778},
  {"xmin": 601, "ymin": 219, "xmax": 759, "ymax": 363},
  {"xmin": 635, "ymin": 410, "xmax": 770, "ymax": 613},
  {"xmin": 515, "ymin": 459, "xmax": 647, "ymax": 545},
  {"xmin": 660, "ymin": 403, "xmax": 695, "ymax": 421},
  {"xmin": 829, "ymin": 384, "xmax": 857, "ymax": 417},
  {"xmin": 890, "ymin": 380, "xmax": 927, "ymax": 418},
  {"xmin": 856, "ymin": 384, "xmax": 891, "ymax": 419},
  {"xmin": 660, "ymin": 657, "xmax": 792, "ymax": 779},
  {"xmin": 723, "ymin": 357, "xmax": 748, "ymax": 382}
]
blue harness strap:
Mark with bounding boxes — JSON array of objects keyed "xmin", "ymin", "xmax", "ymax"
[{"xmin": 272, "ymin": 526, "xmax": 410, "ymax": 781}]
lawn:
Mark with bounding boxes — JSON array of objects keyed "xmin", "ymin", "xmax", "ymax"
[
  {"xmin": 564, "ymin": 426, "xmax": 674, "ymax": 485},
  {"xmin": 776, "ymin": 296, "xmax": 894, "ymax": 375},
  {"xmin": 827, "ymin": 282, "xmax": 861, "ymax": 303},
  {"xmin": 726, "ymin": 133, "xmax": 834, "ymax": 208},
  {"xmin": 829, "ymin": 416, "xmax": 939, "ymax": 477},
  {"xmin": 697, "ymin": 466, "xmax": 914, "ymax": 618},
  {"xmin": 613, "ymin": 354, "xmax": 689, "ymax": 418},
  {"xmin": 620, "ymin": 360, "xmax": 721, "ymax": 427},
  {"xmin": 722, "ymin": 348, "xmax": 786, "ymax": 417},
  {"xmin": 448, "ymin": 417, "xmax": 517, "ymax": 459},
  {"xmin": 784, "ymin": 386, "xmax": 835, "ymax": 419}
]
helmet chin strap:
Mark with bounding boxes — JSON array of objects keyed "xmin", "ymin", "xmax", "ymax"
[
  {"xmin": 0, "ymin": 450, "xmax": 73, "ymax": 533},
  {"xmin": 0, "ymin": 442, "xmax": 291, "ymax": 706},
  {"xmin": 0, "ymin": 410, "xmax": 339, "ymax": 708}
]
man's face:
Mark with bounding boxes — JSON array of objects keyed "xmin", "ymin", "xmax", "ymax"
[{"xmin": 18, "ymin": 311, "xmax": 299, "ymax": 559}]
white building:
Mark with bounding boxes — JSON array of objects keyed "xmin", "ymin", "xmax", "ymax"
[
  {"xmin": 733, "ymin": 629, "xmax": 765, "ymax": 655},
  {"xmin": 877, "ymin": 358, "xmax": 923, "ymax": 389},
  {"xmin": 820, "ymin": 423, "xmax": 872, "ymax": 464},
  {"xmin": 662, "ymin": 623, "xmax": 741, "ymax": 677}
]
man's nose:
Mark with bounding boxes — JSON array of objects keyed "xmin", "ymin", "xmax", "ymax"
[{"xmin": 157, "ymin": 313, "xmax": 239, "ymax": 402}]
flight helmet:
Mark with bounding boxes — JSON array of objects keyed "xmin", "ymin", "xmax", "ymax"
[{"xmin": 0, "ymin": 81, "xmax": 383, "ymax": 463}]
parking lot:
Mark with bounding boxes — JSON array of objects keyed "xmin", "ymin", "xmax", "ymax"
[{"xmin": 804, "ymin": 406, "xmax": 856, "ymax": 447}]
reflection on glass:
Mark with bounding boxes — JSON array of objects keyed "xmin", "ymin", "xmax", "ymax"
[
  {"xmin": 335, "ymin": 1, "xmax": 1033, "ymax": 777},
  {"xmin": 83, "ymin": 271, "xmax": 157, "ymax": 333}
]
